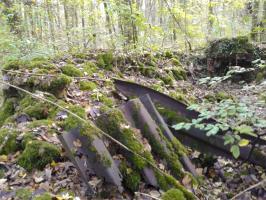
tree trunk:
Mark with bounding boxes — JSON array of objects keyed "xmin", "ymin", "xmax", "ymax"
[
  {"xmin": 46, "ymin": 0, "xmax": 56, "ymax": 50},
  {"xmin": 251, "ymin": 0, "xmax": 260, "ymax": 41},
  {"xmin": 207, "ymin": 0, "xmax": 214, "ymax": 42}
]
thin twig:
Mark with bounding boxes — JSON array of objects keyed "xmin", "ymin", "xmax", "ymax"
[
  {"xmin": 0, "ymin": 80, "xmax": 198, "ymax": 199},
  {"xmin": 135, "ymin": 192, "xmax": 161, "ymax": 200},
  {"xmin": 2, "ymin": 69, "xmax": 109, "ymax": 82},
  {"xmin": 230, "ymin": 179, "xmax": 266, "ymax": 200}
]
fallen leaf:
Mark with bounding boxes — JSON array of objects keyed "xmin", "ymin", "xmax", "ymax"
[
  {"xmin": 0, "ymin": 155, "xmax": 8, "ymax": 162},
  {"xmin": 73, "ymin": 139, "xmax": 82, "ymax": 148},
  {"xmin": 182, "ymin": 174, "xmax": 192, "ymax": 187},
  {"xmin": 238, "ymin": 139, "xmax": 249, "ymax": 147}
]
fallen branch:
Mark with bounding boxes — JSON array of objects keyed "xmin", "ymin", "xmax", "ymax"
[
  {"xmin": 230, "ymin": 179, "xmax": 266, "ymax": 200},
  {"xmin": 135, "ymin": 192, "xmax": 161, "ymax": 200},
  {"xmin": 2, "ymin": 69, "xmax": 109, "ymax": 82}
]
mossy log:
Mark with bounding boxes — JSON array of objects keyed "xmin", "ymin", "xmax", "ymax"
[{"xmin": 58, "ymin": 128, "xmax": 123, "ymax": 194}]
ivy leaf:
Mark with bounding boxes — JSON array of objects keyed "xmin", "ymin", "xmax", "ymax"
[
  {"xmin": 254, "ymin": 119, "xmax": 266, "ymax": 128},
  {"xmin": 206, "ymin": 126, "xmax": 219, "ymax": 136},
  {"xmin": 218, "ymin": 123, "xmax": 229, "ymax": 131},
  {"xmin": 204, "ymin": 124, "xmax": 214, "ymax": 131},
  {"xmin": 224, "ymin": 135, "xmax": 235, "ymax": 145},
  {"xmin": 230, "ymin": 145, "xmax": 240, "ymax": 158},
  {"xmin": 184, "ymin": 123, "xmax": 192, "ymax": 130},
  {"xmin": 172, "ymin": 123, "xmax": 185, "ymax": 130},
  {"xmin": 234, "ymin": 125, "xmax": 255, "ymax": 136},
  {"xmin": 234, "ymin": 135, "xmax": 241, "ymax": 141},
  {"xmin": 195, "ymin": 123, "xmax": 205, "ymax": 129},
  {"xmin": 187, "ymin": 104, "xmax": 200, "ymax": 111},
  {"xmin": 238, "ymin": 139, "xmax": 249, "ymax": 147}
]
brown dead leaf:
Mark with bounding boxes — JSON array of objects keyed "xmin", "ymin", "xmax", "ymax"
[
  {"xmin": 182, "ymin": 174, "xmax": 192, "ymax": 187},
  {"xmin": 73, "ymin": 139, "xmax": 82, "ymax": 148}
]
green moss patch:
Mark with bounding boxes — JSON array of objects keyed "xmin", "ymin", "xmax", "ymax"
[
  {"xmin": 16, "ymin": 188, "xmax": 32, "ymax": 200},
  {"xmin": 159, "ymin": 74, "xmax": 174, "ymax": 86},
  {"xmin": 97, "ymin": 51, "xmax": 114, "ymax": 70},
  {"xmin": 19, "ymin": 95, "xmax": 57, "ymax": 120},
  {"xmin": 18, "ymin": 140, "xmax": 61, "ymax": 171},
  {"xmin": 79, "ymin": 81, "xmax": 97, "ymax": 91},
  {"xmin": 142, "ymin": 124, "xmax": 184, "ymax": 179},
  {"xmin": 156, "ymin": 106, "xmax": 190, "ymax": 125},
  {"xmin": 44, "ymin": 74, "xmax": 72, "ymax": 96},
  {"xmin": 99, "ymin": 95, "xmax": 114, "ymax": 107},
  {"xmin": 33, "ymin": 193, "xmax": 52, "ymax": 200},
  {"xmin": 0, "ymin": 128, "xmax": 19, "ymax": 155},
  {"xmin": 61, "ymin": 64, "xmax": 83, "ymax": 77},
  {"xmin": 139, "ymin": 66, "xmax": 157, "ymax": 78},
  {"xmin": 3, "ymin": 59, "xmax": 26, "ymax": 70},
  {"xmin": 0, "ymin": 99, "xmax": 15, "ymax": 127},
  {"xmin": 83, "ymin": 62, "xmax": 98, "ymax": 75},
  {"xmin": 96, "ymin": 109, "xmax": 152, "ymax": 170},
  {"xmin": 60, "ymin": 105, "xmax": 86, "ymax": 131},
  {"xmin": 119, "ymin": 160, "xmax": 141, "ymax": 193},
  {"xmin": 162, "ymin": 189, "xmax": 186, "ymax": 200}
]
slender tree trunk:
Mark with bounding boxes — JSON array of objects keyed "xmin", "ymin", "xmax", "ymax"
[
  {"xmin": 46, "ymin": 0, "xmax": 56, "ymax": 50},
  {"xmin": 80, "ymin": 0, "xmax": 87, "ymax": 48},
  {"xmin": 63, "ymin": 0, "xmax": 70, "ymax": 48},
  {"xmin": 103, "ymin": 0, "xmax": 115, "ymax": 47},
  {"xmin": 2, "ymin": 0, "xmax": 21, "ymax": 36},
  {"xmin": 207, "ymin": 0, "xmax": 214, "ymax": 42},
  {"xmin": 251, "ymin": 0, "xmax": 260, "ymax": 41},
  {"xmin": 261, "ymin": 0, "xmax": 266, "ymax": 42}
]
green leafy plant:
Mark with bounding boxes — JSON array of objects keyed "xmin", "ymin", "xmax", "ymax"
[
  {"xmin": 198, "ymin": 66, "xmax": 256, "ymax": 87},
  {"xmin": 173, "ymin": 99, "xmax": 266, "ymax": 158}
]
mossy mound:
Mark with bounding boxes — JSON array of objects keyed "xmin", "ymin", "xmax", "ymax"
[
  {"xmin": 3, "ymin": 57, "xmax": 56, "ymax": 71},
  {"xmin": 33, "ymin": 193, "xmax": 52, "ymax": 200},
  {"xmin": 61, "ymin": 64, "xmax": 83, "ymax": 77},
  {"xmin": 205, "ymin": 36, "xmax": 258, "ymax": 75},
  {"xmin": 60, "ymin": 105, "xmax": 86, "ymax": 131},
  {"xmin": 119, "ymin": 160, "xmax": 141, "ymax": 193},
  {"xmin": 19, "ymin": 95, "xmax": 57, "ymax": 120},
  {"xmin": 0, "ymin": 128, "xmax": 19, "ymax": 155},
  {"xmin": 162, "ymin": 189, "xmax": 186, "ymax": 200},
  {"xmin": 44, "ymin": 74, "xmax": 72, "ymax": 96},
  {"xmin": 16, "ymin": 188, "xmax": 32, "ymax": 200},
  {"xmin": 159, "ymin": 74, "xmax": 174, "ymax": 86},
  {"xmin": 18, "ymin": 140, "xmax": 61, "ymax": 171},
  {"xmin": 83, "ymin": 61, "xmax": 98, "ymax": 75},
  {"xmin": 79, "ymin": 81, "xmax": 97, "ymax": 91},
  {"xmin": 139, "ymin": 66, "xmax": 157, "ymax": 78},
  {"xmin": 204, "ymin": 91, "xmax": 233, "ymax": 102},
  {"xmin": 206, "ymin": 36, "xmax": 254, "ymax": 59},
  {"xmin": 97, "ymin": 51, "xmax": 114, "ymax": 70},
  {"xmin": 0, "ymin": 99, "xmax": 15, "ymax": 127}
]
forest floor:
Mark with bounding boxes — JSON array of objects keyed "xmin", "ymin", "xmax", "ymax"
[{"xmin": 0, "ymin": 50, "xmax": 265, "ymax": 200}]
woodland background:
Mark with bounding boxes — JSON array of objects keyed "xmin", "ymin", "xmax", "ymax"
[{"xmin": 0, "ymin": 0, "xmax": 265, "ymax": 62}]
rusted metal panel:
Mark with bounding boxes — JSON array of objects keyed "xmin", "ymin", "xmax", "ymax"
[
  {"xmin": 114, "ymin": 79, "xmax": 266, "ymax": 168},
  {"xmin": 58, "ymin": 128, "xmax": 123, "ymax": 193},
  {"xmin": 139, "ymin": 94, "xmax": 198, "ymax": 177}
]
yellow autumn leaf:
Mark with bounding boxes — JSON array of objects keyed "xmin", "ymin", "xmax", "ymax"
[
  {"xmin": 238, "ymin": 139, "xmax": 249, "ymax": 147},
  {"xmin": 0, "ymin": 155, "xmax": 8, "ymax": 162},
  {"xmin": 51, "ymin": 160, "xmax": 58, "ymax": 167}
]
